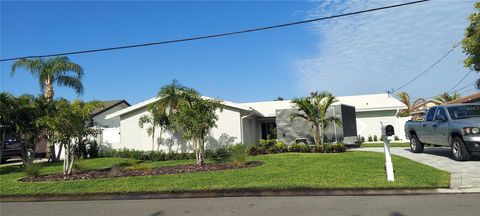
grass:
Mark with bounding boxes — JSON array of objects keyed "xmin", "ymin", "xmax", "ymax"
[
  {"xmin": 362, "ymin": 142, "xmax": 410, "ymax": 148},
  {"xmin": 0, "ymin": 152, "xmax": 449, "ymax": 196}
]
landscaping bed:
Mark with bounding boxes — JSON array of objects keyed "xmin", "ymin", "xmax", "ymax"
[{"xmin": 20, "ymin": 161, "xmax": 263, "ymax": 182}]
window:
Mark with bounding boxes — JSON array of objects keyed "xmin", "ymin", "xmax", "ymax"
[
  {"xmin": 426, "ymin": 107, "xmax": 437, "ymax": 121},
  {"xmin": 434, "ymin": 108, "xmax": 447, "ymax": 121},
  {"xmin": 261, "ymin": 122, "xmax": 277, "ymax": 139},
  {"xmin": 447, "ymin": 105, "xmax": 480, "ymax": 119}
]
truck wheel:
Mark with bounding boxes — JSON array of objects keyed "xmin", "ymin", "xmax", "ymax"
[
  {"xmin": 410, "ymin": 135, "xmax": 424, "ymax": 153},
  {"xmin": 451, "ymin": 137, "xmax": 470, "ymax": 161}
]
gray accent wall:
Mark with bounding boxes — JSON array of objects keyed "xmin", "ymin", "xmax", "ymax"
[{"xmin": 275, "ymin": 104, "xmax": 358, "ymax": 145}]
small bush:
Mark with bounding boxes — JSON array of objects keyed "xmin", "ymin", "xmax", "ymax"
[
  {"xmin": 87, "ymin": 140, "xmax": 100, "ymax": 158},
  {"xmin": 229, "ymin": 144, "xmax": 247, "ymax": 166},
  {"xmin": 247, "ymin": 145, "xmax": 258, "ymax": 156},
  {"xmin": 272, "ymin": 141, "xmax": 288, "ymax": 153},
  {"xmin": 289, "ymin": 143, "xmax": 310, "ymax": 153},
  {"xmin": 24, "ymin": 164, "xmax": 41, "ymax": 177},
  {"xmin": 211, "ymin": 147, "xmax": 232, "ymax": 163},
  {"xmin": 368, "ymin": 135, "xmax": 373, "ymax": 142},
  {"xmin": 312, "ymin": 144, "xmax": 324, "ymax": 153},
  {"xmin": 373, "ymin": 135, "xmax": 378, "ymax": 142},
  {"xmin": 394, "ymin": 135, "xmax": 400, "ymax": 141},
  {"xmin": 258, "ymin": 139, "xmax": 276, "ymax": 149}
]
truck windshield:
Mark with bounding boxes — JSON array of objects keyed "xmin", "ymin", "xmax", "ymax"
[{"xmin": 447, "ymin": 105, "xmax": 480, "ymax": 119}]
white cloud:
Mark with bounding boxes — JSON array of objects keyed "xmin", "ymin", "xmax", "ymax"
[{"xmin": 294, "ymin": 0, "xmax": 478, "ymax": 99}]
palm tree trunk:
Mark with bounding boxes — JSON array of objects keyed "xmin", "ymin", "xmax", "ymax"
[
  {"xmin": 198, "ymin": 138, "xmax": 205, "ymax": 166},
  {"xmin": 157, "ymin": 127, "xmax": 163, "ymax": 151},
  {"xmin": 320, "ymin": 124, "xmax": 325, "ymax": 149},
  {"xmin": 151, "ymin": 127, "xmax": 155, "ymax": 151},
  {"xmin": 44, "ymin": 79, "xmax": 54, "ymax": 101}
]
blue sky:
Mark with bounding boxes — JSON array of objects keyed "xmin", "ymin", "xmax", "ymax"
[{"xmin": 1, "ymin": 0, "xmax": 478, "ymax": 104}]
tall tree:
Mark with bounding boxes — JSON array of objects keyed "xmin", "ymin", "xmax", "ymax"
[
  {"xmin": 434, "ymin": 92, "xmax": 461, "ymax": 104},
  {"xmin": 462, "ymin": 1, "xmax": 480, "ymax": 89},
  {"xmin": 38, "ymin": 99, "xmax": 102, "ymax": 175},
  {"xmin": 290, "ymin": 91, "xmax": 341, "ymax": 148},
  {"xmin": 170, "ymin": 96, "xmax": 223, "ymax": 165},
  {"xmin": 11, "ymin": 56, "xmax": 84, "ymax": 101}
]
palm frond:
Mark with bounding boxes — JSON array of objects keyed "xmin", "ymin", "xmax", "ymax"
[{"xmin": 56, "ymin": 75, "xmax": 84, "ymax": 96}]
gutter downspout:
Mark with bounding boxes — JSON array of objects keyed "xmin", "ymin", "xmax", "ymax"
[{"xmin": 240, "ymin": 113, "xmax": 254, "ymax": 145}]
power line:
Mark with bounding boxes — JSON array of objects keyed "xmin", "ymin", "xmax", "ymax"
[
  {"xmin": 451, "ymin": 80, "xmax": 476, "ymax": 93},
  {"xmin": 448, "ymin": 70, "xmax": 473, "ymax": 93},
  {"xmin": 390, "ymin": 41, "xmax": 461, "ymax": 94},
  {"xmin": 0, "ymin": 0, "xmax": 430, "ymax": 62}
]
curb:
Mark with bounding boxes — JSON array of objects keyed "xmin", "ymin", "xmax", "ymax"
[{"xmin": 2, "ymin": 188, "xmax": 477, "ymax": 202}]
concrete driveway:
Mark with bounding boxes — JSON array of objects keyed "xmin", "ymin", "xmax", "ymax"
[{"xmin": 355, "ymin": 147, "xmax": 480, "ymax": 192}]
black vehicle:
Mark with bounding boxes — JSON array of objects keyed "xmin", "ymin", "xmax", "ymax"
[{"xmin": 1, "ymin": 134, "xmax": 22, "ymax": 164}]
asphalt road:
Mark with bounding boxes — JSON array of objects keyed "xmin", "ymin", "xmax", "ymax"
[{"xmin": 1, "ymin": 194, "xmax": 479, "ymax": 216}]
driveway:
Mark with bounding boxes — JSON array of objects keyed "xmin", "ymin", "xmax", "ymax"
[{"xmin": 355, "ymin": 147, "xmax": 480, "ymax": 192}]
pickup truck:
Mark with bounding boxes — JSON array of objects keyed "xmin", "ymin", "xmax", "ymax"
[{"xmin": 404, "ymin": 103, "xmax": 480, "ymax": 161}]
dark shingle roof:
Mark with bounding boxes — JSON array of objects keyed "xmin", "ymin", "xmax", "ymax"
[{"xmin": 91, "ymin": 100, "xmax": 130, "ymax": 116}]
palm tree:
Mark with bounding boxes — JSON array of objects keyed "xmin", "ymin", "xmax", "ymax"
[
  {"xmin": 11, "ymin": 56, "xmax": 84, "ymax": 101},
  {"xmin": 156, "ymin": 80, "xmax": 187, "ymax": 114},
  {"xmin": 290, "ymin": 91, "xmax": 341, "ymax": 148},
  {"xmin": 434, "ymin": 92, "xmax": 461, "ymax": 104}
]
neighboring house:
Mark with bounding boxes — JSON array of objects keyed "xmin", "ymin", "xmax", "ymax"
[
  {"xmin": 412, "ymin": 99, "xmax": 438, "ymax": 111},
  {"xmin": 448, "ymin": 92, "xmax": 480, "ymax": 104},
  {"xmin": 91, "ymin": 100, "xmax": 130, "ymax": 148},
  {"xmin": 103, "ymin": 93, "xmax": 407, "ymax": 152}
]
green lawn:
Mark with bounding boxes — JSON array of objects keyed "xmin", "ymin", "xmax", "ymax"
[
  {"xmin": 0, "ymin": 152, "xmax": 449, "ymax": 196},
  {"xmin": 362, "ymin": 142, "xmax": 410, "ymax": 148}
]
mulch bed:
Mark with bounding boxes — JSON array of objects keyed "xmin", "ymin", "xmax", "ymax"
[{"xmin": 19, "ymin": 161, "xmax": 263, "ymax": 182}]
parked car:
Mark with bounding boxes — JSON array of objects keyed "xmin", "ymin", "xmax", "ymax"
[
  {"xmin": 1, "ymin": 137, "xmax": 22, "ymax": 164},
  {"xmin": 404, "ymin": 103, "xmax": 480, "ymax": 161}
]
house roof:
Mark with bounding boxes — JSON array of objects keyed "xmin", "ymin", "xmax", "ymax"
[
  {"xmin": 91, "ymin": 100, "xmax": 130, "ymax": 117},
  {"xmin": 239, "ymin": 93, "xmax": 407, "ymax": 117},
  {"xmin": 106, "ymin": 93, "xmax": 407, "ymax": 119},
  {"xmin": 105, "ymin": 96, "xmax": 255, "ymax": 119},
  {"xmin": 447, "ymin": 92, "xmax": 480, "ymax": 104}
]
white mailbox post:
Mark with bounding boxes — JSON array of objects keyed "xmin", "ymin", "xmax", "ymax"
[{"xmin": 381, "ymin": 123, "xmax": 395, "ymax": 182}]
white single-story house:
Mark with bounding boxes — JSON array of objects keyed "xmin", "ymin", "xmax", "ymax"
[{"xmin": 102, "ymin": 93, "xmax": 407, "ymax": 152}]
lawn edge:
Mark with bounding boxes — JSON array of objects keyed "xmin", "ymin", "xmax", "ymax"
[{"xmin": 1, "ymin": 188, "xmax": 474, "ymax": 202}]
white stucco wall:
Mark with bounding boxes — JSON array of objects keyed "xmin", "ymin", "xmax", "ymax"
[
  {"xmin": 355, "ymin": 110, "xmax": 409, "ymax": 141},
  {"xmin": 93, "ymin": 103, "xmax": 129, "ymax": 128},
  {"xmin": 118, "ymin": 106, "xmax": 243, "ymax": 152}
]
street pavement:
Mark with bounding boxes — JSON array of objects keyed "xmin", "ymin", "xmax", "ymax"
[
  {"xmin": 354, "ymin": 146, "xmax": 480, "ymax": 192},
  {"xmin": 2, "ymin": 194, "xmax": 479, "ymax": 216}
]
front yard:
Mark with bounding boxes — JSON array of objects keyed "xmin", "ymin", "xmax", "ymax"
[{"xmin": 0, "ymin": 152, "xmax": 449, "ymax": 196}]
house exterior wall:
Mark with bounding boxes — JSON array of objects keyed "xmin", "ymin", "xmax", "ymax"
[
  {"xmin": 355, "ymin": 110, "xmax": 409, "ymax": 140},
  {"xmin": 93, "ymin": 103, "xmax": 129, "ymax": 128},
  {"xmin": 117, "ymin": 106, "xmax": 243, "ymax": 152}
]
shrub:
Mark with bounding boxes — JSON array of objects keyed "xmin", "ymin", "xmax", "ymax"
[
  {"xmin": 229, "ymin": 144, "xmax": 247, "ymax": 166},
  {"xmin": 258, "ymin": 139, "xmax": 276, "ymax": 149},
  {"xmin": 87, "ymin": 140, "xmax": 100, "ymax": 158},
  {"xmin": 273, "ymin": 141, "xmax": 288, "ymax": 153},
  {"xmin": 394, "ymin": 135, "xmax": 400, "ymax": 141},
  {"xmin": 211, "ymin": 147, "xmax": 232, "ymax": 163},
  {"xmin": 247, "ymin": 145, "xmax": 258, "ymax": 156},
  {"xmin": 373, "ymin": 135, "xmax": 378, "ymax": 142},
  {"xmin": 312, "ymin": 144, "xmax": 324, "ymax": 153},
  {"xmin": 367, "ymin": 135, "xmax": 373, "ymax": 142},
  {"xmin": 24, "ymin": 164, "xmax": 41, "ymax": 177},
  {"xmin": 289, "ymin": 143, "xmax": 310, "ymax": 153}
]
